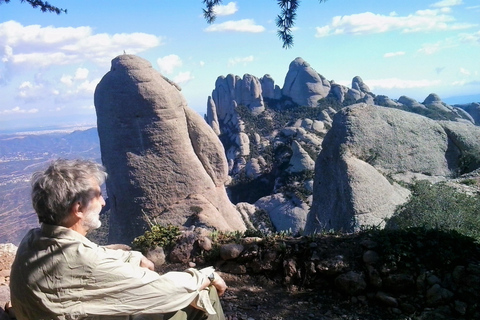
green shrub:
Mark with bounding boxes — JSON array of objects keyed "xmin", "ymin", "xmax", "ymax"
[
  {"xmin": 370, "ymin": 227, "xmax": 478, "ymax": 272},
  {"xmin": 459, "ymin": 149, "xmax": 480, "ymax": 175},
  {"xmin": 460, "ymin": 178, "xmax": 478, "ymax": 186},
  {"xmin": 386, "ymin": 180, "xmax": 480, "ymax": 242},
  {"xmin": 131, "ymin": 224, "xmax": 181, "ymax": 253}
]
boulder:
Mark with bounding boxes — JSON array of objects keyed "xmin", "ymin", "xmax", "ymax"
[
  {"xmin": 94, "ymin": 55, "xmax": 246, "ymax": 244},
  {"xmin": 398, "ymin": 96, "xmax": 426, "ymax": 111},
  {"xmin": 458, "ymin": 102, "xmax": 480, "ymax": 124},
  {"xmin": 287, "ymin": 141, "xmax": 315, "ymax": 173},
  {"xmin": 255, "ymin": 193, "xmax": 308, "ymax": 233},
  {"xmin": 282, "ymin": 57, "xmax": 331, "ymax": 107},
  {"xmin": 352, "ymin": 76, "xmax": 371, "ymax": 93},
  {"xmin": 335, "ymin": 271, "xmax": 367, "ymax": 295},
  {"xmin": 331, "ymin": 83, "xmax": 349, "ymax": 103},
  {"xmin": 423, "ymin": 93, "xmax": 452, "ymax": 113},
  {"xmin": 374, "ymin": 95, "xmax": 401, "ymax": 108},
  {"xmin": 306, "ymin": 103, "xmax": 465, "ymax": 233}
]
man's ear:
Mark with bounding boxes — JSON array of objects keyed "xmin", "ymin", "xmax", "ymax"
[
  {"xmin": 70, "ymin": 201, "xmax": 83, "ymax": 218},
  {"xmin": 63, "ymin": 202, "xmax": 82, "ymax": 228}
]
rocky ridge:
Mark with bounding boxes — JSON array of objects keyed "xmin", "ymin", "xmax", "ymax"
[{"xmin": 205, "ymin": 56, "xmax": 480, "ymax": 235}]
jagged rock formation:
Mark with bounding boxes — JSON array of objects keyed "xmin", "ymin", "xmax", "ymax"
[
  {"xmin": 205, "ymin": 57, "xmax": 480, "ymax": 235},
  {"xmin": 376, "ymin": 94, "xmax": 475, "ymax": 124},
  {"xmin": 306, "ymin": 104, "xmax": 480, "ymax": 233},
  {"xmin": 94, "ymin": 54, "xmax": 246, "ymax": 244},
  {"xmin": 282, "ymin": 57, "xmax": 331, "ymax": 107}
]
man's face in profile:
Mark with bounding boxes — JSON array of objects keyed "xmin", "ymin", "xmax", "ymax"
[{"xmin": 81, "ymin": 181, "xmax": 105, "ymax": 232}]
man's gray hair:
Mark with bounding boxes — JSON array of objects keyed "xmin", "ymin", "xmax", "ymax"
[{"xmin": 31, "ymin": 159, "xmax": 107, "ymax": 225}]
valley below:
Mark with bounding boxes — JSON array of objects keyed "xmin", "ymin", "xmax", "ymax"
[{"xmin": 0, "ymin": 128, "xmax": 101, "ymax": 244}]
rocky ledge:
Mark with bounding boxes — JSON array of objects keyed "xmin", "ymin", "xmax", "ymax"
[
  {"xmin": 2, "ymin": 228, "xmax": 480, "ymax": 320},
  {"xmin": 157, "ymin": 228, "xmax": 480, "ymax": 320}
]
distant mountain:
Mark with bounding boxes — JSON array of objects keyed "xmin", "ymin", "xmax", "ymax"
[{"xmin": 444, "ymin": 94, "xmax": 480, "ymax": 105}]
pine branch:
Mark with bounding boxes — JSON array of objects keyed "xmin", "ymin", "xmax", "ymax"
[
  {"xmin": 200, "ymin": 0, "xmax": 329, "ymax": 49},
  {"xmin": 14, "ymin": 0, "xmax": 67, "ymax": 14},
  {"xmin": 202, "ymin": 0, "xmax": 222, "ymax": 24}
]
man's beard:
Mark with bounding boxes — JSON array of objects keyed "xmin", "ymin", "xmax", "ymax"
[{"xmin": 82, "ymin": 210, "xmax": 102, "ymax": 231}]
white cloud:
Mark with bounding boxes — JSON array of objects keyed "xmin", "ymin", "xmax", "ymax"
[
  {"xmin": 431, "ymin": 0, "xmax": 463, "ymax": 8},
  {"xmin": 451, "ymin": 80, "xmax": 468, "ymax": 86},
  {"xmin": 205, "ymin": 19, "xmax": 265, "ymax": 33},
  {"xmin": 315, "ymin": 26, "xmax": 331, "ymax": 38},
  {"xmin": 76, "ymin": 79, "xmax": 98, "ymax": 94},
  {"xmin": 157, "ymin": 54, "xmax": 182, "ymax": 74},
  {"xmin": 459, "ymin": 67, "xmax": 471, "ymax": 75},
  {"xmin": 227, "ymin": 55, "xmax": 254, "ymax": 67},
  {"xmin": 60, "ymin": 74, "xmax": 73, "ymax": 86},
  {"xmin": 16, "ymin": 81, "xmax": 49, "ymax": 102},
  {"xmin": 458, "ymin": 30, "xmax": 480, "ymax": 45},
  {"xmin": 418, "ymin": 41, "xmax": 444, "ymax": 55},
  {"xmin": 315, "ymin": 8, "xmax": 474, "ymax": 38},
  {"xmin": 74, "ymin": 68, "xmax": 89, "ymax": 80},
  {"xmin": 418, "ymin": 29, "xmax": 479, "ymax": 55},
  {"xmin": 0, "ymin": 106, "xmax": 38, "ymax": 114},
  {"xmin": 60, "ymin": 67, "xmax": 90, "ymax": 86},
  {"xmin": 213, "ymin": 2, "xmax": 238, "ymax": 16},
  {"xmin": 367, "ymin": 78, "xmax": 442, "ymax": 90},
  {"xmin": 0, "ymin": 20, "xmax": 162, "ymax": 68},
  {"xmin": 173, "ymin": 71, "xmax": 194, "ymax": 85},
  {"xmin": 55, "ymin": 77, "xmax": 100, "ymax": 103},
  {"xmin": 384, "ymin": 51, "xmax": 406, "ymax": 58}
]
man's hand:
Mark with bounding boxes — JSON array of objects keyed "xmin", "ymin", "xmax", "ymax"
[
  {"xmin": 140, "ymin": 256, "xmax": 155, "ymax": 271},
  {"xmin": 211, "ymin": 272, "xmax": 227, "ymax": 296}
]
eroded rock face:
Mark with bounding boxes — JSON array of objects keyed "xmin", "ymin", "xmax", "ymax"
[
  {"xmin": 255, "ymin": 193, "xmax": 308, "ymax": 234},
  {"xmin": 94, "ymin": 54, "xmax": 245, "ymax": 244},
  {"xmin": 306, "ymin": 103, "xmax": 465, "ymax": 233}
]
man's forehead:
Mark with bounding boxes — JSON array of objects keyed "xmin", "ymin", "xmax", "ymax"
[{"xmin": 89, "ymin": 179, "xmax": 102, "ymax": 190}]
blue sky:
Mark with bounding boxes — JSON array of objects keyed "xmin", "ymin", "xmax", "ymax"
[{"xmin": 1, "ymin": 0, "xmax": 479, "ymax": 132}]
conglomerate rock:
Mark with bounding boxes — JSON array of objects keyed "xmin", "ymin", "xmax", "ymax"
[
  {"xmin": 306, "ymin": 103, "xmax": 480, "ymax": 233},
  {"xmin": 94, "ymin": 54, "xmax": 246, "ymax": 244}
]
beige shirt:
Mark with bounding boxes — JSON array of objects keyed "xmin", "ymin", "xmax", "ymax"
[{"xmin": 10, "ymin": 224, "xmax": 213, "ymax": 320}]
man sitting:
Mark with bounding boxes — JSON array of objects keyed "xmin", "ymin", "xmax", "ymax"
[{"xmin": 10, "ymin": 158, "xmax": 227, "ymax": 320}]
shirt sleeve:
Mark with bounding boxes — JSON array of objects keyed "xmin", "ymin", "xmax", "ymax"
[{"xmin": 64, "ymin": 243, "xmax": 207, "ymax": 316}]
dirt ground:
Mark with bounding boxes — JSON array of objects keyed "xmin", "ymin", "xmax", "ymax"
[{"xmin": 218, "ymin": 272, "xmax": 397, "ymax": 320}]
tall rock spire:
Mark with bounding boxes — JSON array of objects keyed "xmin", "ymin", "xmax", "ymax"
[{"xmin": 94, "ymin": 54, "xmax": 245, "ymax": 244}]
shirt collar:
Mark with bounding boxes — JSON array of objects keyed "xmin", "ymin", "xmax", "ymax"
[{"xmin": 41, "ymin": 223, "xmax": 97, "ymax": 247}]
